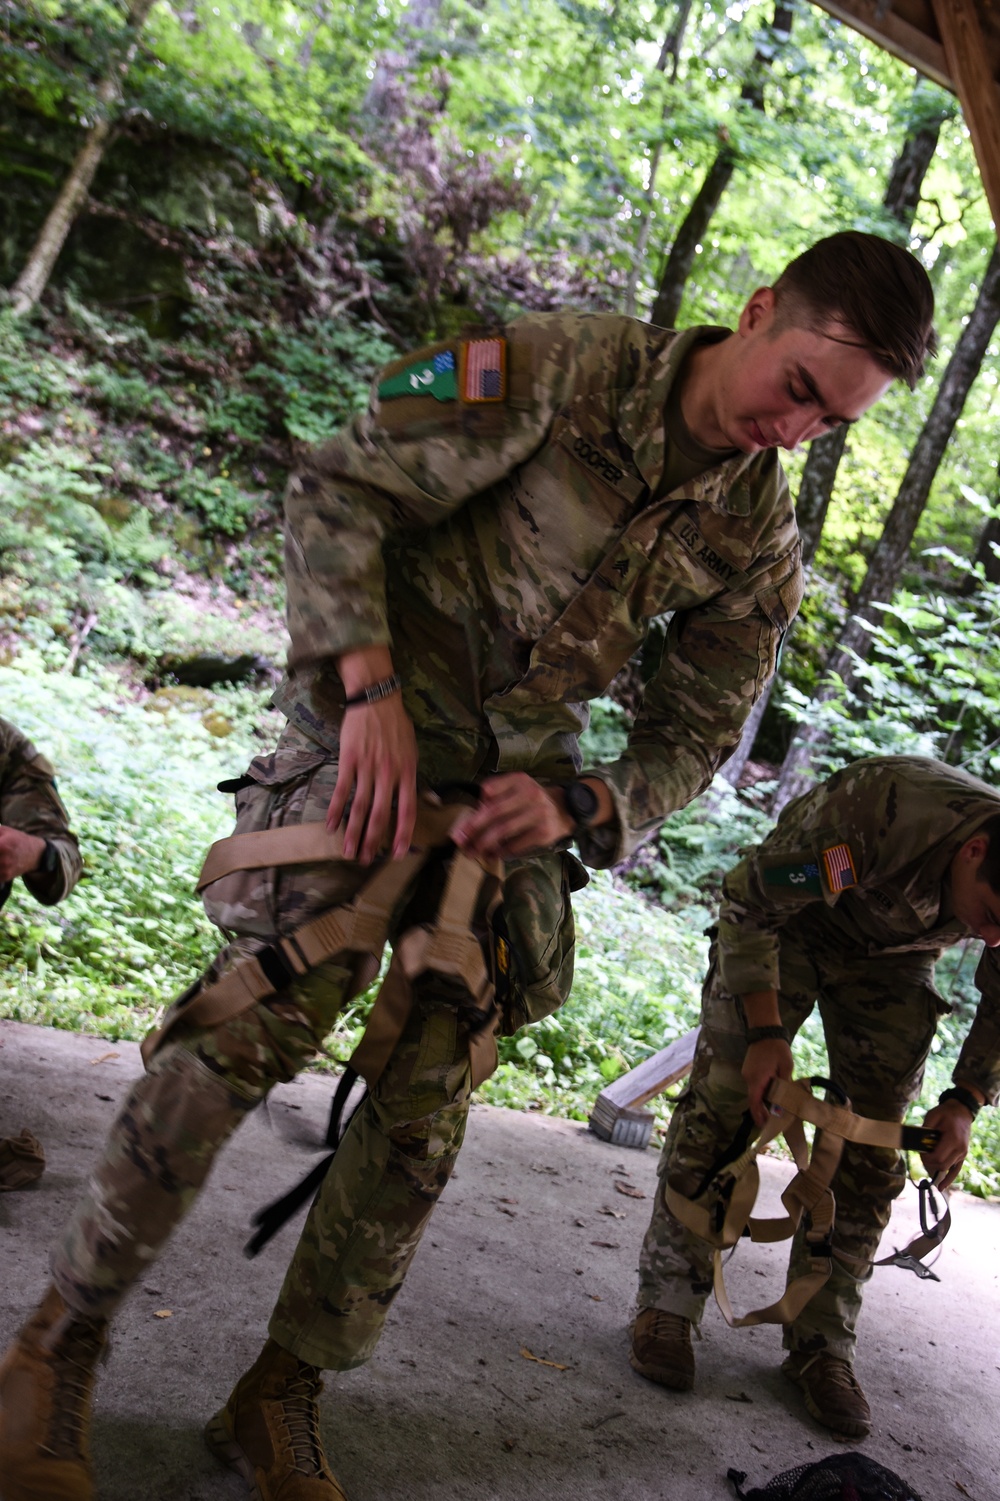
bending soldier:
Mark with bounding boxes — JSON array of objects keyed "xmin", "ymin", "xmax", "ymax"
[
  {"xmin": 632, "ymin": 755, "xmax": 998, "ymax": 1439},
  {"xmin": 0, "ymin": 717, "xmax": 83, "ymax": 1190},
  {"xmin": 0, "ymin": 233, "xmax": 934, "ymax": 1501}
]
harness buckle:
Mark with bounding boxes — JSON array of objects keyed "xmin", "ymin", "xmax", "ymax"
[{"xmin": 879, "ymin": 1249, "xmax": 941, "ymax": 1281}]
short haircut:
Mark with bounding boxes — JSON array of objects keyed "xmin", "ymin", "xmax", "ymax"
[
  {"xmin": 772, "ymin": 231, "xmax": 936, "ymax": 390},
  {"xmin": 975, "ymin": 814, "xmax": 1000, "ymax": 893}
]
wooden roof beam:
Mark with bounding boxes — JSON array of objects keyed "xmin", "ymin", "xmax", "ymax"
[
  {"xmin": 818, "ymin": 0, "xmax": 951, "ymax": 89},
  {"xmin": 930, "ymin": 0, "xmax": 1000, "ymax": 226}
]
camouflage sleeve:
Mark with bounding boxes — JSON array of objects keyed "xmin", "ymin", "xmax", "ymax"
[
  {"xmin": 0, "ymin": 722, "xmax": 82, "ymax": 906},
  {"xmin": 283, "ymin": 315, "xmax": 602, "ymax": 671},
  {"xmin": 579, "ymin": 485, "xmax": 803, "ymax": 868},
  {"xmin": 953, "ymin": 947, "xmax": 1000, "ymax": 1105},
  {"xmin": 712, "ymin": 761, "xmax": 906, "ymax": 997}
]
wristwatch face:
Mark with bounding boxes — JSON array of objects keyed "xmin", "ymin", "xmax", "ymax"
[{"xmin": 565, "ymin": 780, "xmax": 599, "ymax": 827}]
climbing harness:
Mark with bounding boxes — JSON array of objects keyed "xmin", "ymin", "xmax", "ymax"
[
  {"xmin": 666, "ymin": 1075, "xmax": 947, "ymax": 1328},
  {"xmin": 141, "ymin": 788, "xmax": 512, "ymax": 1255}
]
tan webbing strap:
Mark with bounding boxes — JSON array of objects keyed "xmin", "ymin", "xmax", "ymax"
[
  {"xmin": 196, "ymin": 804, "xmax": 465, "ymax": 892},
  {"xmin": 349, "ymin": 954, "xmax": 417, "ymax": 1089},
  {"xmin": 768, "ymin": 1077, "xmax": 913, "ymax": 1150},
  {"xmin": 666, "ymin": 1077, "xmax": 946, "ymax": 1329},
  {"xmin": 141, "ymin": 846, "xmax": 427, "ymax": 1066},
  {"xmin": 349, "ymin": 849, "xmax": 504, "ymax": 1093}
]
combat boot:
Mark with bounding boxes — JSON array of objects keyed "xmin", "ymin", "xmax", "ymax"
[
  {"xmin": 628, "ymin": 1308, "xmax": 695, "ymax": 1391},
  {"xmin": 782, "ymin": 1350, "xmax": 872, "ymax": 1439},
  {"xmin": 0, "ymin": 1284, "xmax": 107, "ymax": 1501},
  {"xmin": 205, "ymin": 1338, "xmax": 347, "ymax": 1500}
]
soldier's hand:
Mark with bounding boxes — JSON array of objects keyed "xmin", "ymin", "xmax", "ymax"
[
  {"xmin": 742, "ymin": 1039, "xmax": 795, "ymax": 1128},
  {"xmin": 326, "ymin": 695, "xmax": 418, "ymax": 864},
  {"xmin": 919, "ymin": 1100, "xmax": 974, "ymax": 1191},
  {"xmin": 453, "ymin": 774, "xmax": 572, "ymax": 859},
  {"xmin": 0, "ymin": 826, "xmax": 47, "ymax": 882}
]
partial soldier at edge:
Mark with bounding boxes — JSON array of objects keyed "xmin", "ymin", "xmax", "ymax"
[
  {"xmin": 0, "ymin": 717, "xmax": 82, "ymax": 1191},
  {"xmin": 0, "ymin": 233, "xmax": 935, "ymax": 1501}
]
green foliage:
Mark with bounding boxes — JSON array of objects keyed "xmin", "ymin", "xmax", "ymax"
[
  {"xmin": 247, "ymin": 320, "xmax": 393, "ymax": 445},
  {"xmin": 0, "ymin": 658, "xmax": 281, "ymax": 1035}
]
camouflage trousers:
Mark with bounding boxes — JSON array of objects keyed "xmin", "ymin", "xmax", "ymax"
[
  {"xmin": 637, "ymin": 913, "xmax": 945, "ymax": 1362},
  {"xmin": 52, "ymin": 725, "xmax": 579, "ymax": 1371}
]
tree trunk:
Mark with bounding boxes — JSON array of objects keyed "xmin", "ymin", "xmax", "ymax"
[
  {"xmin": 658, "ymin": 0, "xmax": 695, "ymax": 81},
  {"xmin": 8, "ymin": 0, "xmax": 157, "ymax": 319},
  {"xmin": 649, "ymin": 144, "xmax": 736, "ymax": 327},
  {"xmin": 773, "ymin": 241, "xmax": 1000, "ymax": 811},
  {"xmin": 649, "ymin": 4, "xmax": 785, "ymax": 328},
  {"xmin": 623, "ymin": 0, "xmax": 694, "ymax": 317}
]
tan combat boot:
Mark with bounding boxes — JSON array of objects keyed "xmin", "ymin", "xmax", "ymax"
[
  {"xmin": 628, "ymin": 1308, "xmax": 695, "ymax": 1391},
  {"xmin": 204, "ymin": 1338, "xmax": 347, "ymax": 1500},
  {"xmin": 0, "ymin": 1285, "xmax": 107, "ymax": 1501},
  {"xmin": 782, "ymin": 1350, "xmax": 872, "ymax": 1439}
]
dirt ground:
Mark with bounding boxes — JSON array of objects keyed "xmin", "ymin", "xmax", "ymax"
[{"xmin": 1, "ymin": 1018, "xmax": 998, "ymax": 1501}]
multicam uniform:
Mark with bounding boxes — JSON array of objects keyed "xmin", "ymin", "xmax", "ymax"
[
  {"xmin": 54, "ymin": 313, "xmax": 802, "ymax": 1371},
  {"xmin": 638, "ymin": 755, "xmax": 1000, "ymax": 1360},
  {"xmin": 0, "ymin": 718, "xmax": 81, "ymax": 912},
  {"xmin": 0, "ymin": 717, "xmax": 82, "ymax": 1188}
]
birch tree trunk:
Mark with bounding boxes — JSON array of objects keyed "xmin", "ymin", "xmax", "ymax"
[
  {"xmin": 772, "ymin": 241, "xmax": 1000, "ymax": 811},
  {"xmin": 8, "ymin": 0, "xmax": 157, "ymax": 319}
]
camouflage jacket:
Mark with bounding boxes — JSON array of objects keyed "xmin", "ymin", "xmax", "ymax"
[
  {"xmin": 717, "ymin": 756, "xmax": 1000, "ymax": 1102},
  {"xmin": 0, "ymin": 718, "xmax": 81, "ymax": 909},
  {"xmin": 274, "ymin": 314, "xmax": 802, "ymax": 865}
]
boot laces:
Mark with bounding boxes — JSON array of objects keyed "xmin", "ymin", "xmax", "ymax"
[
  {"xmin": 44, "ymin": 1321, "xmax": 106, "ymax": 1461},
  {"xmin": 816, "ymin": 1355, "xmax": 865, "ymax": 1397},
  {"xmin": 643, "ymin": 1310, "xmax": 691, "ymax": 1344},
  {"xmin": 278, "ymin": 1364, "xmax": 327, "ymax": 1477}
]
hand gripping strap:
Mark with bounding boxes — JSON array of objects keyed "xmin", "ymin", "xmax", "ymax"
[{"xmin": 666, "ymin": 1077, "xmax": 946, "ymax": 1328}]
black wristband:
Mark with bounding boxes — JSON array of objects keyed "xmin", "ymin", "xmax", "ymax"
[
  {"xmin": 938, "ymin": 1085, "xmax": 982, "ymax": 1119},
  {"xmin": 343, "ymin": 673, "xmax": 402, "ymax": 708},
  {"xmin": 38, "ymin": 840, "xmax": 58, "ymax": 875},
  {"xmin": 745, "ymin": 1025, "xmax": 791, "ymax": 1046}
]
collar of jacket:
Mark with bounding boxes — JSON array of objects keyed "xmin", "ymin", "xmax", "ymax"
[{"xmin": 615, "ymin": 323, "xmax": 760, "ymax": 517}]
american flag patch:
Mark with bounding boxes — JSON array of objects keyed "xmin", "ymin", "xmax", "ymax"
[
  {"xmin": 461, "ymin": 338, "xmax": 506, "ymax": 403},
  {"xmin": 822, "ymin": 843, "xmax": 857, "ymax": 892}
]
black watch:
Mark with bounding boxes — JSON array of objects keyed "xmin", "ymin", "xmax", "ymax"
[
  {"xmin": 563, "ymin": 780, "xmax": 600, "ymax": 833},
  {"xmin": 38, "ymin": 840, "xmax": 58, "ymax": 875}
]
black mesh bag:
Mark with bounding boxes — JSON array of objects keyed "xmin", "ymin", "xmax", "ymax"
[{"xmin": 727, "ymin": 1452, "xmax": 924, "ymax": 1501}]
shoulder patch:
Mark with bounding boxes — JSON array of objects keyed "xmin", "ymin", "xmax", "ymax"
[
  {"xmin": 821, "ymin": 842, "xmax": 857, "ymax": 893},
  {"xmin": 460, "ymin": 337, "xmax": 506, "ymax": 403},
  {"xmin": 378, "ymin": 349, "xmax": 458, "ymax": 403},
  {"xmin": 760, "ymin": 854, "xmax": 823, "ymax": 897}
]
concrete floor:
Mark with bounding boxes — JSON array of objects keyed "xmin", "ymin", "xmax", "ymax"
[{"xmin": 1, "ymin": 1018, "xmax": 997, "ymax": 1501}]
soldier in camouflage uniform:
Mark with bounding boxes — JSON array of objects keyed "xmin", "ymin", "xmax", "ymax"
[
  {"xmin": 0, "ymin": 233, "xmax": 935, "ymax": 1501},
  {"xmin": 0, "ymin": 718, "xmax": 82, "ymax": 1192},
  {"xmin": 632, "ymin": 755, "xmax": 999, "ymax": 1440}
]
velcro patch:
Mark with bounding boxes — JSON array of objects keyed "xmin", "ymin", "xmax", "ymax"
[
  {"xmin": 378, "ymin": 350, "xmax": 457, "ymax": 403},
  {"xmin": 762, "ymin": 859, "xmax": 822, "ymax": 896},
  {"xmin": 821, "ymin": 842, "xmax": 857, "ymax": 892},
  {"xmin": 460, "ymin": 338, "xmax": 506, "ymax": 403}
]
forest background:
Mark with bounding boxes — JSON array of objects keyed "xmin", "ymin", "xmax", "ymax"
[{"xmin": 1, "ymin": 0, "xmax": 999, "ymax": 1192}]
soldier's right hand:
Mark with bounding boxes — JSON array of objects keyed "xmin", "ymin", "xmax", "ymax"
[
  {"xmin": 742, "ymin": 1039, "xmax": 795, "ymax": 1127},
  {"xmin": 327, "ymin": 695, "xmax": 418, "ymax": 864}
]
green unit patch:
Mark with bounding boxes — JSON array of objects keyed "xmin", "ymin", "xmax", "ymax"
[
  {"xmin": 378, "ymin": 350, "xmax": 458, "ymax": 403},
  {"xmin": 762, "ymin": 859, "xmax": 822, "ymax": 896}
]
